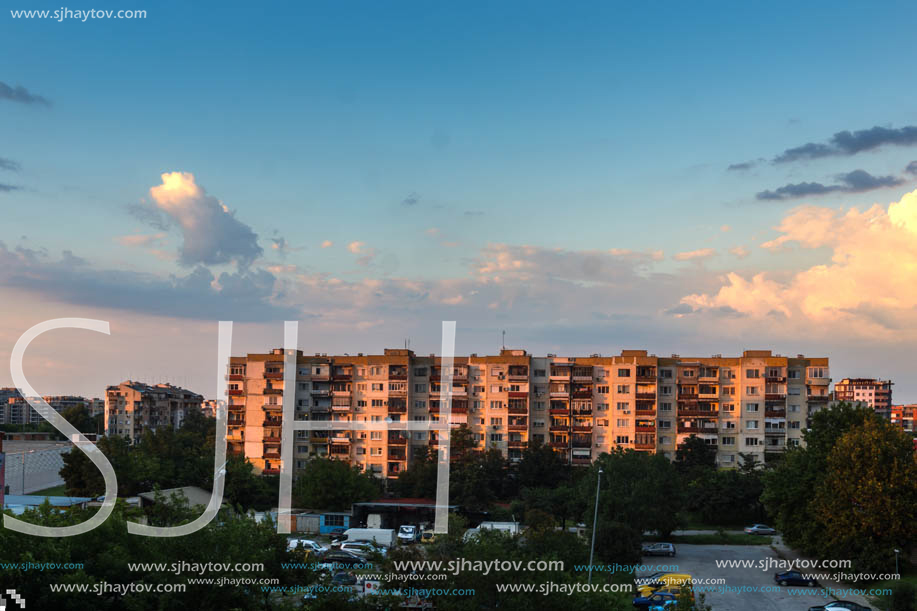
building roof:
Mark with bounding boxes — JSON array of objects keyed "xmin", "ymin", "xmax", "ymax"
[
  {"xmin": 3, "ymin": 494, "xmax": 92, "ymax": 508},
  {"xmin": 354, "ymin": 498, "xmax": 459, "ymax": 509}
]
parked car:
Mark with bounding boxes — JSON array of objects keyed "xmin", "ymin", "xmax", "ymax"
[
  {"xmin": 807, "ymin": 602, "xmax": 872, "ymax": 611},
  {"xmin": 774, "ymin": 570, "xmax": 818, "ymax": 586},
  {"xmin": 421, "ymin": 530, "xmax": 435, "ymax": 544},
  {"xmin": 288, "ymin": 538, "xmax": 328, "ymax": 554},
  {"xmin": 641, "ymin": 542, "xmax": 676, "ymax": 557},
  {"xmin": 744, "ymin": 524, "xmax": 777, "ymax": 535},
  {"xmin": 398, "ymin": 524, "xmax": 419, "ymax": 544},
  {"xmin": 635, "ymin": 574, "xmax": 692, "ymax": 597},
  {"xmin": 340, "ymin": 541, "xmax": 387, "ymax": 557},
  {"xmin": 331, "ymin": 571, "xmax": 358, "ymax": 586},
  {"xmin": 632, "ymin": 591, "xmax": 678, "ymax": 610},
  {"xmin": 317, "ymin": 550, "xmax": 368, "ymax": 570}
]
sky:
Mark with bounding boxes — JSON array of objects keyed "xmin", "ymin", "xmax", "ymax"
[{"xmin": 3, "ymin": 0, "xmax": 917, "ymax": 400}]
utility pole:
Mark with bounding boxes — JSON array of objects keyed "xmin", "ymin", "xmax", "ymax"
[{"xmin": 588, "ymin": 467, "xmax": 603, "ymax": 585}]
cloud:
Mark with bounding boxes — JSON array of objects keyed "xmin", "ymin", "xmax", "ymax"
[
  {"xmin": 402, "ymin": 192, "xmax": 420, "ymax": 207},
  {"xmin": 117, "ymin": 233, "xmax": 166, "ymax": 248},
  {"xmin": 463, "ymin": 210, "xmax": 484, "ymax": 217},
  {"xmin": 727, "ymin": 160, "xmax": 758, "ymax": 171},
  {"xmin": 756, "ymin": 169, "xmax": 905, "ymax": 201},
  {"xmin": 0, "ymin": 82, "xmax": 50, "ymax": 106},
  {"xmin": 0, "ymin": 241, "xmax": 294, "ymax": 321},
  {"xmin": 0, "ymin": 184, "xmax": 22, "ymax": 193},
  {"xmin": 0, "ymin": 157, "xmax": 21, "ymax": 172},
  {"xmin": 673, "ymin": 248, "xmax": 716, "ymax": 262},
  {"xmin": 729, "ymin": 246, "xmax": 750, "ymax": 259},
  {"xmin": 720, "ymin": 225, "xmax": 731, "ymax": 232},
  {"xmin": 425, "ymin": 228, "xmax": 440, "ymax": 237},
  {"xmin": 270, "ymin": 235, "xmax": 301, "ymax": 257},
  {"xmin": 683, "ymin": 188, "xmax": 917, "ymax": 338},
  {"xmin": 321, "ymin": 240, "xmax": 334, "ymax": 248},
  {"xmin": 146, "ymin": 171, "xmax": 263, "ymax": 267},
  {"xmin": 906, "ymin": 161, "xmax": 917, "ymax": 176},
  {"xmin": 774, "ymin": 125, "xmax": 917, "ymax": 163},
  {"xmin": 348, "ymin": 241, "xmax": 365, "ymax": 254}
]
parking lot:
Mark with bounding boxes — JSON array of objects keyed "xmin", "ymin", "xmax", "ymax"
[{"xmin": 655, "ymin": 544, "xmax": 873, "ymax": 611}]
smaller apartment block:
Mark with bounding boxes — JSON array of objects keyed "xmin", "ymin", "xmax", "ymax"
[
  {"xmin": 226, "ymin": 349, "xmax": 830, "ymax": 478},
  {"xmin": 833, "ymin": 378, "xmax": 893, "ymax": 417},
  {"xmin": 890, "ymin": 405, "xmax": 916, "ymax": 434},
  {"xmin": 105, "ymin": 381, "xmax": 203, "ymax": 442},
  {"xmin": 0, "ymin": 390, "xmax": 94, "ymax": 426}
]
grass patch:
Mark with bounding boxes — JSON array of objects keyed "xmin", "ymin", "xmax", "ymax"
[
  {"xmin": 27, "ymin": 484, "xmax": 69, "ymax": 496},
  {"xmin": 646, "ymin": 533, "xmax": 772, "ymax": 545}
]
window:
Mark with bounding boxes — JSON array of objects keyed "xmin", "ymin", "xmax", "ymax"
[
  {"xmin": 533, "ymin": 420, "xmax": 545, "ymax": 428},
  {"xmin": 616, "ymin": 402, "xmax": 629, "ymax": 410},
  {"xmin": 414, "ymin": 383, "xmax": 427, "ymax": 393},
  {"xmin": 325, "ymin": 514, "xmax": 346, "ymax": 527},
  {"xmin": 490, "ymin": 418, "xmax": 503, "ymax": 426},
  {"xmin": 746, "ymin": 369, "xmax": 760, "ymax": 378},
  {"xmin": 682, "ymin": 369, "xmax": 695, "ymax": 378},
  {"xmin": 722, "ymin": 403, "xmax": 735, "ymax": 412},
  {"xmin": 789, "ymin": 421, "xmax": 801, "ymax": 429},
  {"xmin": 356, "ymin": 400, "xmax": 367, "ymax": 407},
  {"xmin": 659, "ymin": 402, "xmax": 672, "ymax": 411},
  {"xmin": 490, "ymin": 385, "xmax": 503, "ymax": 393},
  {"xmin": 721, "ymin": 436, "xmax": 735, "ymax": 445},
  {"xmin": 370, "ymin": 431, "xmax": 382, "ymax": 440},
  {"xmin": 370, "ymin": 447, "xmax": 383, "ymax": 456},
  {"xmin": 597, "ymin": 385, "xmax": 609, "ymax": 394},
  {"xmin": 413, "ymin": 367, "xmax": 427, "ymax": 376},
  {"xmin": 746, "ymin": 420, "xmax": 759, "ymax": 430},
  {"xmin": 746, "ymin": 403, "xmax": 759, "ymax": 412},
  {"xmin": 745, "ymin": 438, "xmax": 759, "ymax": 446},
  {"xmin": 616, "ymin": 385, "xmax": 630, "ymax": 394},
  {"xmin": 414, "ymin": 400, "xmax": 426, "ymax": 409},
  {"xmin": 660, "ymin": 385, "xmax": 672, "ymax": 395},
  {"xmin": 808, "ymin": 367, "xmax": 828, "ymax": 378},
  {"xmin": 371, "ymin": 383, "xmax": 383, "ymax": 391},
  {"xmin": 789, "ymin": 404, "xmax": 800, "ymax": 413},
  {"xmin": 371, "ymin": 399, "xmax": 384, "ymax": 407},
  {"xmin": 722, "ymin": 386, "xmax": 735, "ymax": 396},
  {"xmin": 658, "ymin": 420, "xmax": 671, "ymax": 429},
  {"xmin": 746, "ymin": 386, "xmax": 758, "ymax": 395},
  {"xmin": 490, "ymin": 433, "xmax": 503, "ymax": 442},
  {"xmin": 414, "ymin": 432, "xmax": 426, "ymax": 440},
  {"xmin": 615, "ymin": 435, "xmax": 630, "ymax": 444},
  {"xmin": 490, "ymin": 401, "xmax": 504, "ymax": 409},
  {"xmin": 788, "ymin": 369, "xmax": 801, "ymax": 379},
  {"xmin": 534, "ymin": 369, "xmax": 546, "ymax": 377},
  {"xmin": 617, "ymin": 368, "xmax": 631, "ymax": 377}
]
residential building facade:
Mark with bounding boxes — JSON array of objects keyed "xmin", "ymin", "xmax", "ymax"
[
  {"xmin": 226, "ymin": 349, "xmax": 830, "ymax": 476},
  {"xmin": 104, "ymin": 381, "xmax": 203, "ymax": 442},
  {"xmin": 890, "ymin": 404, "xmax": 916, "ymax": 435},
  {"xmin": 832, "ymin": 378, "xmax": 893, "ymax": 417}
]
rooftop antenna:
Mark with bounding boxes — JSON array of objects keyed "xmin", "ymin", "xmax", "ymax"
[{"xmin": 502, "ymin": 330, "xmax": 506, "ymax": 350}]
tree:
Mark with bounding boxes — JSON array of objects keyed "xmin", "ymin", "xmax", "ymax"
[
  {"xmin": 517, "ymin": 441, "xmax": 569, "ymax": 489},
  {"xmin": 762, "ymin": 402, "xmax": 877, "ymax": 554},
  {"xmin": 675, "ymin": 434, "xmax": 717, "ymax": 473},
  {"xmin": 811, "ymin": 418, "xmax": 917, "ymax": 572},
  {"xmin": 291, "ymin": 457, "xmax": 381, "ymax": 510}
]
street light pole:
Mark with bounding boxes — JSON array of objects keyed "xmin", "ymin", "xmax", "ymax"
[
  {"xmin": 588, "ymin": 467, "xmax": 603, "ymax": 585},
  {"xmin": 894, "ymin": 548, "xmax": 900, "ymax": 576}
]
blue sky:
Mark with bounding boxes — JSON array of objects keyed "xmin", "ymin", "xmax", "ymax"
[{"xmin": 3, "ymin": 0, "xmax": 917, "ymax": 398}]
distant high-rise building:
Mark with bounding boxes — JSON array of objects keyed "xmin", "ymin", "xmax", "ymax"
[
  {"xmin": 225, "ymin": 348, "xmax": 829, "ymax": 476},
  {"xmin": 890, "ymin": 404, "xmax": 916, "ymax": 434},
  {"xmin": 832, "ymin": 378, "xmax": 893, "ymax": 417},
  {"xmin": 104, "ymin": 381, "xmax": 203, "ymax": 442}
]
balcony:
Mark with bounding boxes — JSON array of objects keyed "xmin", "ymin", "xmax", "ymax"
[
  {"xmin": 549, "ymin": 425, "xmax": 569, "ymax": 432},
  {"xmin": 263, "ymin": 387, "xmax": 283, "ymax": 395},
  {"xmin": 227, "ymin": 373, "xmax": 244, "ymax": 381},
  {"xmin": 765, "ymin": 408, "xmax": 786, "ymax": 418},
  {"xmin": 765, "ymin": 393, "xmax": 786, "ymax": 401},
  {"xmin": 635, "ymin": 408, "xmax": 656, "ymax": 417},
  {"xmin": 766, "ymin": 375, "xmax": 786, "ymax": 383},
  {"xmin": 547, "ymin": 441, "xmax": 567, "ymax": 449},
  {"xmin": 678, "ymin": 408, "xmax": 718, "ymax": 417},
  {"xmin": 310, "ymin": 434, "xmax": 329, "ymax": 444},
  {"xmin": 635, "ymin": 392, "xmax": 656, "ymax": 401},
  {"xmin": 387, "ymin": 404, "xmax": 407, "ymax": 414},
  {"xmin": 264, "ymin": 371, "xmax": 283, "ymax": 380},
  {"xmin": 262, "ymin": 467, "xmax": 280, "ymax": 475},
  {"xmin": 635, "ymin": 440, "xmax": 655, "ymax": 450},
  {"xmin": 332, "ymin": 404, "xmax": 351, "ymax": 412},
  {"xmin": 508, "ymin": 424, "xmax": 527, "ymax": 431},
  {"xmin": 331, "ymin": 435, "xmax": 351, "ymax": 444},
  {"xmin": 572, "ymin": 390, "xmax": 593, "ymax": 399},
  {"xmin": 508, "ymin": 369, "xmax": 529, "ymax": 381},
  {"xmin": 572, "ymin": 425, "xmax": 591, "ymax": 433},
  {"xmin": 388, "ymin": 434, "xmax": 408, "ymax": 445},
  {"xmin": 228, "ymin": 402, "xmax": 245, "ymax": 411},
  {"xmin": 635, "ymin": 424, "xmax": 656, "ymax": 433},
  {"xmin": 332, "ymin": 369, "xmax": 353, "ymax": 381},
  {"xmin": 677, "ymin": 393, "xmax": 698, "ymax": 401},
  {"xmin": 263, "ymin": 449, "xmax": 281, "ymax": 459},
  {"xmin": 261, "ymin": 403, "xmax": 282, "ymax": 411},
  {"xmin": 677, "ymin": 423, "xmax": 718, "ymax": 434},
  {"xmin": 549, "ymin": 407, "xmax": 569, "ymax": 415},
  {"xmin": 508, "ymin": 440, "xmax": 526, "ymax": 448},
  {"xmin": 228, "ymin": 389, "xmax": 243, "ymax": 396},
  {"xmin": 263, "ymin": 419, "xmax": 282, "ymax": 428},
  {"xmin": 550, "ymin": 390, "xmax": 569, "ymax": 398},
  {"xmin": 509, "ymin": 405, "xmax": 529, "ymax": 415},
  {"xmin": 572, "ymin": 456, "xmax": 592, "ymax": 465},
  {"xmin": 388, "ymin": 368, "xmax": 408, "ymax": 381}
]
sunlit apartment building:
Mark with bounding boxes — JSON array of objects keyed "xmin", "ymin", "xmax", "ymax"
[
  {"xmin": 0, "ymin": 391, "xmax": 92, "ymax": 426},
  {"xmin": 104, "ymin": 381, "xmax": 203, "ymax": 442},
  {"xmin": 832, "ymin": 378, "xmax": 893, "ymax": 417},
  {"xmin": 890, "ymin": 405, "xmax": 915, "ymax": 434},
  {"xmin": 226, "ymin": 349, "xmax": 829, "ymax": 476}
]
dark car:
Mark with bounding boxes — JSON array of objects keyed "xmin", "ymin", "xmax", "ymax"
[
  {"xmin": 318, "ymin": 550, "xmax": 367, "ymax": 570},
  {"xmin": 331, "ymin": 571, "xmax": 358, "ymax": 586},
  {"xmin": 808, "ymin": 602, "xmax": 872, "ymax": 611},
  {"xmin": 632, "ymin": 591, "xmax": 678, "ymax": 610},
  {"xmin": 774, "ymin": 570, "xmax": 818, "ymax": 586}
]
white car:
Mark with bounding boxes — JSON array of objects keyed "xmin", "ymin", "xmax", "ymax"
[
  {"xmin": 397, "ymin": 525, "xmax": 418, "ymax": 544},
  {"xmin": 744, "ymin": 524, "xmax": 777, "ymax": 535},
  {"xmin": 288, "ymin": 538, "xmax": 328, "ymax": 554}
]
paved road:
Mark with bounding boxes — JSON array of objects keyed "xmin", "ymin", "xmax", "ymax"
[{"xmin": 643, "ymin": 544, "xmax": 873, "ymax": 611}]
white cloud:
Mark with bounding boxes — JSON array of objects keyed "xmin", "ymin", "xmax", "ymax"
[
  {"xmin": 348, "ymin": 241, "xmax": 365, "ymax": 254},
  {"xmin": 673, "ymin": 248, "xmax": 716, "ymax": 262},
  {"xmin": 321, "ymin": 240, "xmax": 334, "ymax": 248},
  {"xmin": 729, "ymin": 246, "xmax": 750, "ymax": 259},
  {"xmin": 684, "ymin": 189, "xmax": 917, "ymax": 338},
  {"xmin": 146, "ymin": 171, "xmax": 262, "ymax": 267}
]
